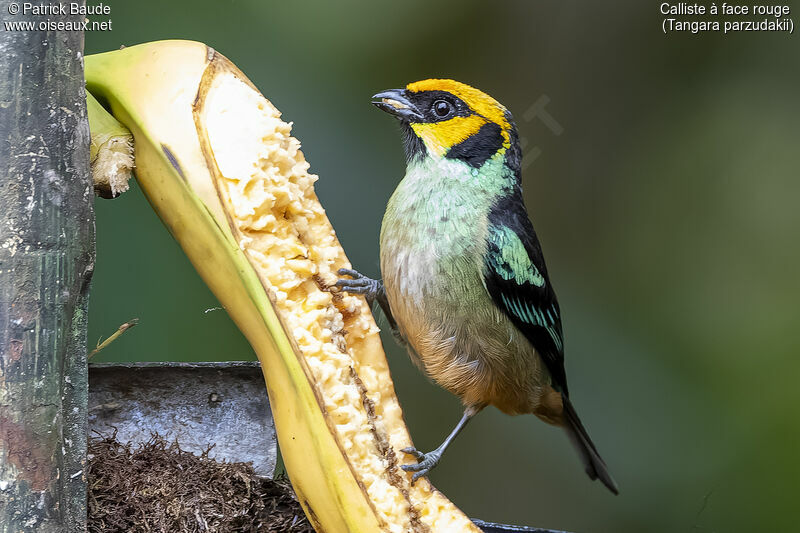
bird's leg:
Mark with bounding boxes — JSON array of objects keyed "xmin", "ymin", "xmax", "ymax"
[
  {"xmin": 336, "ymin": 268, "xmax": 400, "ymax": 337},
  {"xmin": 401, "ymin": 405, "xmax": 483, "ymax": 482}
]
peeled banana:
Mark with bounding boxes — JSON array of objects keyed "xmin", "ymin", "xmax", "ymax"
[{"xmin": 85, "ymin": 40, "xmax": 481, "ymax": 533}]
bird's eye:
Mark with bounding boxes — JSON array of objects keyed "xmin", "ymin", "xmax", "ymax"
[{"xmin": 432, "ymin": 99, "xmax": 453, "ymax": 118}]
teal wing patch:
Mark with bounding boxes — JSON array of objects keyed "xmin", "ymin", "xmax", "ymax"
[{"xmin": 486, "ymin": 225, "xmax": 545, "ymax": 287}]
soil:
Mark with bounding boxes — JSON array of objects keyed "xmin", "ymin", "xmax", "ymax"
[{"xmin": 87, "ymin": 434, "xmax": 314, "ymax": 533}]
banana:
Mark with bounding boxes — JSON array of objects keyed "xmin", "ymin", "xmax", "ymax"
[{"xmin": 85, "ymin": 40, "xmax": 481, "ymax": 533}]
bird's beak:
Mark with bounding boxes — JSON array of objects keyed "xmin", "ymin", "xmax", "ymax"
[{"xmin": 371, "ymin": 89, "xmax": 423, "ymax": 122}]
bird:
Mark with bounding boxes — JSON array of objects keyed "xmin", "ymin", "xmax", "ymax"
[{"xmin": 336, "ymin": 79, "xmax": 618, "ymax": 494}]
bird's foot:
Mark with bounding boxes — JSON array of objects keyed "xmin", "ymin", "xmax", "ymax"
[
  {"xmin": 400, "ymin": 446, "xmax": 443, "ymax": 483},
  {"xmin": 336, "ymin": 268, "xmax": 381, "ymax": 304},
  {"xmin": 336, "ymin": 268, "xmax": 404, "ymax": 342}
]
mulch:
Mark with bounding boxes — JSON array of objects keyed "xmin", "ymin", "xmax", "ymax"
[{"xmin": 87, "ymin": 434, "xmax": 314, "ymax": 533}]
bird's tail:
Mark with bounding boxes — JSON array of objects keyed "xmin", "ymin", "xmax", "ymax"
[{"xmin": 562, "ymin": 393, "xmax": 619, "ymax": 495}]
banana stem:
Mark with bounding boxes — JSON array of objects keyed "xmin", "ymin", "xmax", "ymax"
[{"xmin": 87, "ymin": 92, "xmax": 134, "ymax": 199}]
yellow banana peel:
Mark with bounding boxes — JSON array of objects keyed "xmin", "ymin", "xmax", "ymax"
[{"xmin": 85, "ymin": 40, "xmax": 480, "ymax": 533}]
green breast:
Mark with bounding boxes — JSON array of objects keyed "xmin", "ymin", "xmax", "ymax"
[{"xmin": 379, "ymin": 154, "xmax": 515, "ymax": 308}]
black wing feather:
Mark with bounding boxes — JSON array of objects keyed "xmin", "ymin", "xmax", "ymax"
[{"xmin": 483, "ymin": 192, "xmax": 569, "ymax": 396}]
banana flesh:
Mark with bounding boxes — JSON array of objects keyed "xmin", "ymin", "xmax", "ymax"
[{"xmin": 85, "ymin": 40, "xmax": 480, "ymax": 533}]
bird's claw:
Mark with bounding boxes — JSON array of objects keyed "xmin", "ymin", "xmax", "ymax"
[
  {"xmin": 336, "ymin": 268, "xmax": 380, "ymax": 304},
  {"xmin": 400, "ymin": 446, "xmax": 424, "ymax": 460},
  {"xmin": 336, "ymin": 268, "xmax": 402, "ymax": 341},
  {"xmin": 400, "ymin": 447, "xmax": 442, "ymax": 482}
]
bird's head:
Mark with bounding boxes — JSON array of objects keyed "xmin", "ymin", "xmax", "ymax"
[{"xmin": 372, "ymin": 79, "xmax": 520, "ymax": 172}]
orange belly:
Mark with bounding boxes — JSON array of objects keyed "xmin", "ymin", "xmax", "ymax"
[{"xmin": 385, "ymin": 280, "xmax": 552, "ymax": 416}]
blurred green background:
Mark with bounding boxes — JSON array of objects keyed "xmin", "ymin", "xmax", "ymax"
[{"xmin": 85, "ymin": 1, "xmax": 800, "ymax": 531}]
